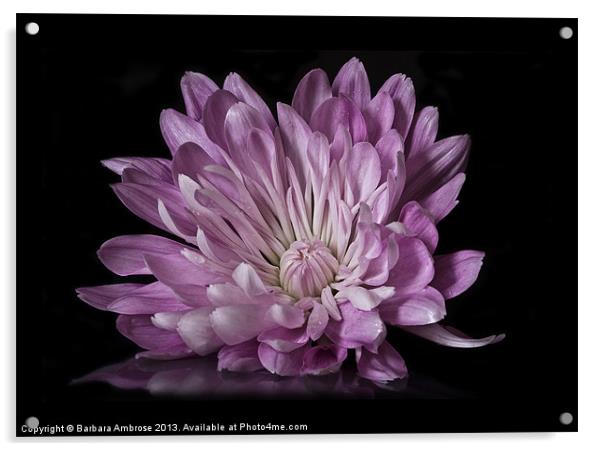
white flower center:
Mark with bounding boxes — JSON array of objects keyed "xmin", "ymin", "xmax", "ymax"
[{"xmin": 279, "ymin": 240, "xmax": 339, "ymax": 299}]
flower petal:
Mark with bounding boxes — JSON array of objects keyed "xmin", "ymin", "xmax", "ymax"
[
  {"xmin": 332, "ymin": 57, "xmax": 371, "ymax": 109},
  {"xmin": 217, "ymin": 340, "xmax": 263, "ymax": 372},
  {"xmin": 402, "ymin": 323, "xmax": 505, "ymax": 348},
  {"xmin": 307, "ymin": 301, "xmax": 329, "ymax": 340},
  {"xmin": 378, "ymin": 73, "xmax": 415, "ymax": 139},
  {"xmin": 406, "ymin": 106, "xmax": 438, "ymax": 159},
  {"xmin": 310, "ymin": 97, "xmax": 367, "ymax": 143},
  {"xmin": 398, "ymin": 201, "xmax": 439, "ymax": 253},
  {"xmin": 232, "ymin": 262, "xmax": 268, "ymax": 297},
  {"xmin": 180, "ymin": 71, "xmax": 219, "ymax": 121},
  {"xmin": 387, "ymin": 236, "xmax": 434, "ymax": 295},
  {"xmin": 224, "ymin": 72, "xmax": 277, "ymax": 130},
  {"xmin": 98, "ymin": 234, "xmax": 187, "ymax": 276},
  {"xmin": 102, "ymin": 157, "xmax": 173, "ymax": 183},
  {"xmin": 202, "ymin": 89, "xmax": 239, "ymax": 150},
  {"xmin": 336, "ymin": 286, "xmax": 393, "ymax": 311},
  {"xmin": 346, "ymin": 142, "xmax": 381, "ymax": 203},
  {"xmin": 356, "ymin": 341, "xmax": 408, "ymax": 382},
  {"xmin": 419, "ymin": 172, "xmax": 466, "ymax": 223},
  {"xmin": 224, "ymin": 102, "xmax": 272, "ymax": 160},
  {"xmin": 379, "ymin": 286, "xmax": 446, "ymax": 326},
  {"xmin": 76, "ymin": 283, "xmax": 144, "ymax": 311},
  {"xmin": 258, "ymin": 342, "xmax": 307, "ymax": 376},
  {"xmin": 257, "ymin": 326, "xmax": 308, "ymax": 352},
  {"xmin": 108, "ymin": 282, "xmax": 190, "ymax": 314},
  {"xmin": 324, "ymin": 302, "xmax": 386, "ymax": 352},
  {"xmin": 266, "ymin": 304, "xmax": 305, "ymax": 329},
  {"xmin": 363, "ymin": 91, "xmax": 395, "ymax": 143},
  {"xmin": 431, "ymin": 250, "xmax": 485, "ymax": 299},
  {"xmin": 302, "ymin": 344, "xmax": 347, "ymax": 376},
  {"xmin": 210, "ymin": 304, "xmax": 272, "ymax": 345},
  {"xmin": 277, "ymin": 103, "xmax": 312, "ymax": 185},
  {"xmin": 403, "ymin": 135, "xmax": 470, "ymax": 202},
  {"xmin": 292, "ymin": 68, "xmax": 332, "ymax": 122},
  {"xmin": 176, "ymin": 307, "xmax": 224, "ymax": 356},
  {"xmin": 111, "ymin": 182, "xmax": 196, "ymax": 237},
  {"xmin": 116, "ymin": 314, "xmax": 184, "ymax": 350}
]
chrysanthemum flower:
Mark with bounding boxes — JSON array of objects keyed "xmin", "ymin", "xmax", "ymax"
[{"xmin": 77, "ymin": 58, "xmax": 503, "ymax": 382}]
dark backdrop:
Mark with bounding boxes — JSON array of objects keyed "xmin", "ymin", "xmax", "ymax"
[{"xmin": 17, "ymin": 14, "xmax": 577, "ymax": 434}]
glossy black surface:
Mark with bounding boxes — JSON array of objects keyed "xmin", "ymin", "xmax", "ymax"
[{"xmin": 17, "ymin": 14, "xmax": 577, "ymax": 434}]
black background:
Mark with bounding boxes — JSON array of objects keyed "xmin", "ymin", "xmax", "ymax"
[{"xmin": 17, "ymin": 14, "xmax": 577, "ymax": 434}]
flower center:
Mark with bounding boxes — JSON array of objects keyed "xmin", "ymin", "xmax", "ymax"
[{"xmin": 279, "ymin": 239, "xmax": 339, "ymax": 299}]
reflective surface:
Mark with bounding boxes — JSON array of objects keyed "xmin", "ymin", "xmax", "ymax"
[{"xmin": 74, "ymin": 355, "xmax": 468, "ymax": 399}]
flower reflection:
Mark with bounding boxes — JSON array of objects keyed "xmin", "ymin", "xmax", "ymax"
[{"xmin": 74, "ymin": 356, "xmax": 465, "ymax": 399}]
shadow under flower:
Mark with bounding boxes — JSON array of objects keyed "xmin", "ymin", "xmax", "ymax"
[{"xmin": 74, "ymin": 355, "xmax": 468, "ymax": 399}]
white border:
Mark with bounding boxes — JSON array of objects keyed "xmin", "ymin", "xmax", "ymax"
[{"xmin": 1, "ymin": 0, "xmax": 598, "ymax": 449}]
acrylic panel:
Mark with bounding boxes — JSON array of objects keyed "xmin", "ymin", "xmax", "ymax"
[{"xmin": 16, "ymin": 14, "xmax": 577, "ymax": 435}]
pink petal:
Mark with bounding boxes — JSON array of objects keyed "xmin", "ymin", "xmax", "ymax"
[
  {"xmin": 107, "ymin": 282, "xmax": 190, "ymax": 314},
  {"xmin": 346, "ymin": 142, "xmax": 381, "ymax": 203},
  {"xmin": 324, "ymin": 302, "xmax": 386, "ymax": 352},
  {"xmin": 224, "ymin": 72, "xmax": 277, "ymax": 129},
  {"xmin": 387, "ymin": 236, "xmax": 434, "ymax": 295},
  {"xmin": 176, "ymin": 307, "xmax": 224, "ymax": 356},
  {"xmin": 76, "ymin": 283, "xmax": 144, "ymax": 311},
  {"xmin": 98, "ymin": 234, "xmax": 187, "ymax": 276},
  {"xmin": 292, "ymin": 68, "xmax": 332, "ymax": 122},
  {"xmin": 379, "ymin": 286, "xmax": 446, "ymax": 326},
  {"xmin": 116, "ymin": 314, "xmax": 184, "ymax": 350},
  {"xmin": 217, "ymin": 340, "xmax": 263, "ymax": 372},
  {"xmin": 398, "ymin": 201, "xmax": 439, "ymax": 253},
  {"xmin": 406, "ymin": 106, "xmax": 439, "ymax": 159},
  {"xmin": 210, "ymin": 304, "xmax": 271, "ymax": 345},
  {"xmin": 378, "ymin": 73, "xmax": 415, "ymax": 139},
  {"xmin": 202, "ymin": 89, "xmax": 239, "ymax": 149},
  {"xmin": 257, "ymin": 326, "xmax": 308, "ymax": 352},
  {"xmin": 419, "ymin": 172, "xmax": 466, "ymax": 223},
  {"xmin": 332, "ymin": 57, "xmax": 371, "ymax": 109},
  {"xmin": 302, "ymin": 344, "xmax": 347, "ymax": 376},
  {"xmin": 258, "ymin": 342, "xmax": 307, "ymax": 376},
  {"xmin": 310, "ymin": 96, "xmax": 367, "ymax": 143},
  {"xmin": 180, "ymin": 71, "xmax": 219, "ymax": 121},
  {"xmin": 266, "ymin": 304, "xmax": 305, "ymax": 329},
  {"xmin": 356, "ymin": 341, "xmax": 408, "ymax": 382},
  {"xmin": 431, "ymin": 250, "xmax": 485, "ymax": 299},
  {"xmin": 363, "ymin": 91, "xmax": 395, "ymax": 143},
  {"xmin": 402, "ymin": 324, "xmax": 505, "ymax": 348},
  {"xmin": 307, "ymin": 302, "xmax": 329, "ymax": 340}
]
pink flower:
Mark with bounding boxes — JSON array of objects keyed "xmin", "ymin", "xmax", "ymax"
[{"xmin": 77, "ymin": 58, "xmax": 503, "ymax": 382}]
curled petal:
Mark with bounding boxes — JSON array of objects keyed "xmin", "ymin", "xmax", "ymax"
[
  {"xmin": 402, "ymin": 324, "xmax": 505, "ymax": 348},
  {"xmin": 398, "ymin": 201, "xmax": 439, "ymax": 253},
  {"xmin": 356, "ymin": 341, "xmax": 408, "ymax": 382},
  {"xmin": 420, "ymin": 173, "xmax": 466, "ymax": 223},
  {"xmin": 224, "ymin": 72, "xmax": 277, "ymax": 129},
  {"xmin": 102, "ymin": 157, "xmax": 173, "ymax": 183},
  {"xmin": 202, "ymin": 89, "xmax": 239, "ymax": 150},
  {"xmin": 336, "ymin": 286, "xmax": 394, "ymax": 311},
  {"xmin": 292, "ymin": 68, "xmax": 332, "ymax": 122},
  {"xmin": 403, "ymin": 135, "xmax": 470, "ymax": 202},
  {"xmin": 258, "ymin": 342, "xmax": 308, "ymax": 376},
  {"xmin": 325, "ymin": 302, "xmax": 385, "ymax": 352},
  {"xmin": 379, "ymin": 286, "xmax": 446, "ymax": 326},
  {"xmin": 346, "ymin": 142, "xmax": 381, "ymax": 203},
  {"xmin": 332, "ymin": 57, "xmax": 371, "ymax": 109},
  {"xmin": 363, "ymin": 91, "xmax": 395, "ymax": 143},
  {"xmin": 431, "ymin": 250, "xmax": 485, "ymax": 299},
  {"xmin": 257, "ymin": 326, "xmax": 308, "ymax": 352},
  {"xmin": 76, "ymin": 283, "xmax": 144, "ymax": 311},
  {"xmin": 116, "ymin": 314, "xmax": 184, "ymax": 350},
  {"xmin": 387, "ymin": 236, "xmax": 434, "ymax": 295},
  {"xmin": 98, "ymin": 234, "xmax": 187, "ymax": 276},
  {"xmin": 310, "ymin": 97, "xmax": 367, "ymax": 143},
  {"xmin": 210, "ymin": 305, "xmax": 271, "ymax": 345},
  {"xmin": 266, "ymin": 304, "xmax": 305, "ymax": 329},
  {"xmin": 378, "ymin": 73, "xmax": 416, "ymax": 139},
  {"xmin": 176, "ymin": 307, "xmax": 224, "ymax": 356},
  {"xmin": 307, "ymin": 301, "xmax": 329, "ymax": 340},
  {"xmin": 180, "ymin": 71, "xmax": 219, "ymax": 121},
  {"xmin": 217, "ymin": 340, "xmax": 263, "ymax": 372},
  {"xmin": 302, "ymin": 344, "xmax": 347, "ymax": 376},
  {"xmin": 107, "ymin": 282, "xmax": 189, "ymax": 314},
  {"xmin": 406, "ymin": 106, "xmax": 438, "ymax": 159}
]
